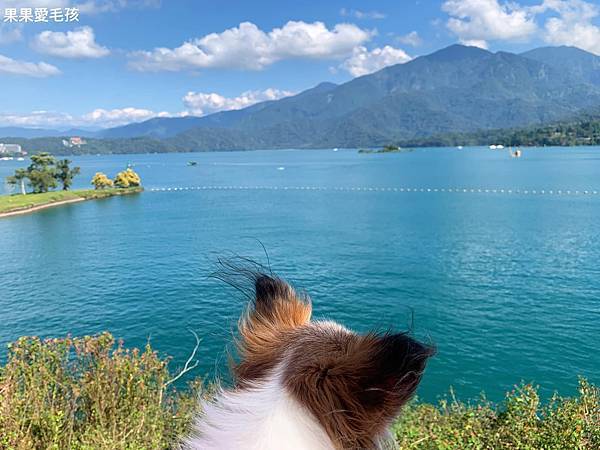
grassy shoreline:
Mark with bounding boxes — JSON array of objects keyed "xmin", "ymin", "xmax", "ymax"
[
  {"xmin": 0, "ymin": 187, "xmax": 143, "ymax": 217},
  {"xmin": 0, "ymin": 333, "xmax": 597, "ymax": 449}
]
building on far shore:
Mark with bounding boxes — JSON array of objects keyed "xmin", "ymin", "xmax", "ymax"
[
  {"xmin": 62, "ymin": 137, "xmax": 87, "ymax": 148},
  {"xmin": 0, "ymin": 143, "xmax": 22, "ymax": 154}
]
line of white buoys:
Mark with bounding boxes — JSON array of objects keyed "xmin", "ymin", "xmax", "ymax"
[{"xmin": 147, "ymin": 186, "xmax": 600, "ymax": 196}]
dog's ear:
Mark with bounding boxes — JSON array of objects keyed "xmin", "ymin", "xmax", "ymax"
[
  {"xmin": 283, "ymin": 330, "xmax": 434, "ymax": 448},
  {"xmin": 234, "ymin": 274, "xmax": 312, "ymax": 384},
  {"xmin": 357, "ymin": 333, "xmax": 435, "ymax": 412},
  {"xmin": 251, "ymin": 274, "xmax": 312, "ymax": 328}
]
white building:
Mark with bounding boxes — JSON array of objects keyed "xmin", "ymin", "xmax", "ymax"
[
  {"xmin": 62, "ymin": 137, "xmax": 87, "ymax": 148},
  {"xmin": 0, "ymin": 143, "xmax": 22, "ymax": 154}
]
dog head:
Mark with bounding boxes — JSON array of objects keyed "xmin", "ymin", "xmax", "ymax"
[{"xmin": 233, "ymin": 274, "xmax": 434, "ymax": 449}]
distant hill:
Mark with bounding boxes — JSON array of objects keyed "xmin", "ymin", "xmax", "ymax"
[
  {"xmin": 97, "ymin": 116, "xmax": 204, "ymax": 139},
  {"xmin": 5, "ymin": 44, "xmax": 600, "ymax": 152},
  {"xmin": 96, "ymin": 45, "xmax": 600, "ymax": 149},
  {"xmin": 0, "ymin": 127, "xmax": 98, "ymax": 139},
  {"xmin": 397, "ymin": 111, "xmax": 600, "ymax": 148},
  {"xmin": 97, "ymin": 81, "xmax": 339, "ymax": 139},
  {"xmin": 521, "ymin": 46, "xmax": 600, "ymax": 86},
  {"xmin": 6, "ymin": 112, "xmax": 600, "ymax": 156}
]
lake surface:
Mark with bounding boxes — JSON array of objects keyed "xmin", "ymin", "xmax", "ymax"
[{"xmin": 1, "ymin": 147, "xmax": 599, "ymax": 403}]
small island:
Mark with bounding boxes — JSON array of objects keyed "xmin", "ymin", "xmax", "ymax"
[
  {"xmin": 0, "ymin": 152, "xmax": 143, "ymax": 218},
  {"xmin": 358, "ymin": 145, "xmax": 414, "ymax": 154}
]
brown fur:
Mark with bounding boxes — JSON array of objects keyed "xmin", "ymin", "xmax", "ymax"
[
  {"xmin": 234, "ymin": 275, "xmax": 312, "ymax": 384},
  {"xmin": 283, "ymin": 329, "xmax": 432, "ymax": 449},
  {"xmin": 232, "ymin": 273, "xmax": 434, "ymax": 449}
]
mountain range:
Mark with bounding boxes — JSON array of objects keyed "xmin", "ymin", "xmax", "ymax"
[
  {"xmin": 0, "ymin": 127, "xmax": 99, "ymax": 139},
  {"xmin": 3, "ymin": 44, "xmax": 600, "ymax": 150}
]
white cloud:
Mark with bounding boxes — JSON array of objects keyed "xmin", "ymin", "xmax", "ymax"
[
  {"xmin": 441, "ymin": 0, "xmax": 600, "ymax": 53},
  {"xmin": 183, "ymin": 88, "xmax": 294, "ymax": 116},
  {"xmin": 0, "ymin": 23, "xmax": 22, "ymax": 45},
  {"xmin": 0, "ymin": 54, "xmax": 60, "ymax": 77},
  {"xmin": 129, "ymin": 20, "xmax": 373, "ymax": 72},
  {"xmin": 340, "ymin": 8, "xmax": 386, "ymax": 20},
  {"xmin": 396, "ymin": 31, "xmax": 422, "ymax": 46},
  {"xmin": 32, "ymin": 26, "xmax": 109, "ymax": 58},
  {"xmin": 0, "ymin": 85, "xmax": 297, "ymax": 128},
  {"xmin": 461, "ymin": 39, "xmax": 489, "ymax": 49},
  {"xmin": 341, "ymin": 45, "xmax": 412, "ymax": 77},
  {"xmin": 442, "ymin": 0, "xmax": 538, "ymax": 48},
  {"xmin": 0, "ymin": 106, "xmax": 172, "ymax": 128},
  {"xmin": 81, "ymin": 107, "xmax": 171, "ymax": 127},
  {"xmin": 537, "ymin": 0, "xmax": 600, "ymax": 55},
  {"xmin": 0, "ymin": 110, "xmax": 75, "ymax": 128}
]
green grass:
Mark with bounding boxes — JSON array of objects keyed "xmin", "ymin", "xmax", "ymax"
[
  {"xmin": 0, "ymin": 333, "xmax": 598, "ymax": 449},
  {"xmin": 0, "ymin": 187, "xmax": 143, "ymax": 214}
]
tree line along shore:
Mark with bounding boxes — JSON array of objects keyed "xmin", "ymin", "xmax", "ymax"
[
  {"xmin": 2, "ymin": 115, "xmax": 600, "ymax": 156},
  {"xmin": 0, "ymin": 152, "xmax": 143, "ymax": 217}
]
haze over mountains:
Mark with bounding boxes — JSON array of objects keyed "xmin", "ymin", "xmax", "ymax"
[
  {"xmin": 4, "ymin": 44, "xmax": 600, "ymax": 150},
  {"xmin": 0, "ymin": 127, "xmax": 100, "ymax": 139}
]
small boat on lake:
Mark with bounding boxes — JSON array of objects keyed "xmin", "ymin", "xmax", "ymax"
[
  {"xmin": 188, "ymin": 161, "xmax": 198, "ymax": 166},
  {"xmin": 511, "ymin": 149, "xmax": 522, "ymax": 158}
]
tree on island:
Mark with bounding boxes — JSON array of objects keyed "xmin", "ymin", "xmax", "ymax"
[
  {"xmin": 91, "ymin": 172, "xmax": 114, "ymax": 190},
  {"xmin": 27, "ymin": 169, "xmax": 57, "ymax": 193},
  {"xmin": 56, "ymin": 159, "xmax": 81, "ymax": 191},
  {"xmin": 27, "ymin": 152, "xmax": 57, "ymax": 193},
  {"xmin": 4, "ymin": 152, "xmax": 81, "ymax": 194},
  {"xmin": 114, "ymin": 168, "xmax": 141, "ymax": 188},
  {"xmin": 6, "ymin": 169, "xmax": 28, "ymax": 195}
]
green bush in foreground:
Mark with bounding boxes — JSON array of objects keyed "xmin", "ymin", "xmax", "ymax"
[
  {"xmin": 0, "ymin": 333, "xmax": 201, "ymax": 450},
  {"xmin": 0, "ymin": 334, "xmax": 598, "ymax": 450},
  {"xmin": 394, "ymin": 381, "xmax": 599, "ymax": 449}
]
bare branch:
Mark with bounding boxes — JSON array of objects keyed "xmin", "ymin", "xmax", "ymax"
[{"xmin": 160, "ymin": 330, "xmax": 201, "ymax": 406}]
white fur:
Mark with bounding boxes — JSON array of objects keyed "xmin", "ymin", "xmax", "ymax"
[
  {"xmin": 314, "ymin": 320, "xmax": 351, "ymax": 334},
  {"xmin": 183, "ymin": 368, "xmax": 335, "ymax": 450}
]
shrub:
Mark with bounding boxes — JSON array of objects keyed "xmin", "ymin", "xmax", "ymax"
[
  {"xmin": 0, "ymin": 333, "xmax": 201, "ymax": 450},
  {"xmin": 114, "ymin": 169, "xmax": 141, "ymax": 188},
  {"xmin": 394, "ymin": 380, "xmax": 600, "ymax": 449},
  {"xmin": 91, "ymin": 172, "xmax": 114, "ymax": 190}
]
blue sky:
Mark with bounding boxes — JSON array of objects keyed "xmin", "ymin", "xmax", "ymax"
[{"xmin": 1, "ymin": 0, "xmax": 599, "ymax": 129}]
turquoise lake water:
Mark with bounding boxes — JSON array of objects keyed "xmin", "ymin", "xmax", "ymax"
[{"xmin": 1, "ymin": 147, "xmax": 599, "ymax": 403}]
